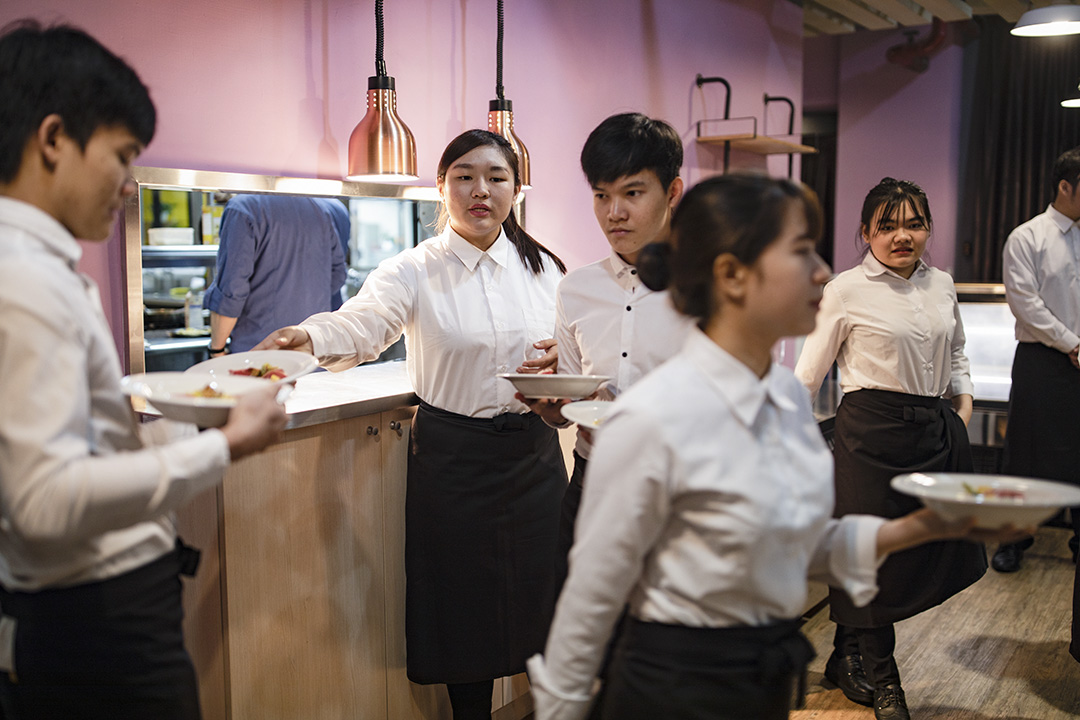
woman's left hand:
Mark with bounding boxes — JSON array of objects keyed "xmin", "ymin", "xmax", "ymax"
[
  {"xmin": 951, "ymin": 393, "xmax": 973, "ymax": 427},
  {"xmin": 518, "ymin": 338, "xmax": 558, "ymax": 374}
]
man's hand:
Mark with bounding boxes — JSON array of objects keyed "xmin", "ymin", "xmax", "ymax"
[
  {"xmin": 1070, "ymin": 345, "xmax": 1079, "ymax": 370},
  {"xmin": 253, "ymin": 326, "xmax": 313, "ymax": 354},
  {"xmin": 220, "ymin": 385, "xmax": 288, "ymax": 460},
  {"xmin": 515, "ymin": 392, "xmax": 569, "ymax": 425}
]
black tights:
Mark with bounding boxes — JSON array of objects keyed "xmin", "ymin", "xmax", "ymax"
[{"xmin": 446, "ymin": 679, "xmax": 494, "ymax": 720}]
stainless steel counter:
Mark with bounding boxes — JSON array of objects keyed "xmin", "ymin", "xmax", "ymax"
[{"xmin": 282, "ymin": 359, "xmax": 416, "ymax": 429}]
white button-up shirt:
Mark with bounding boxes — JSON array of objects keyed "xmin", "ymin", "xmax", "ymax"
[
  {"xmin": 554, "ymin": 251, "xmax": 692, "ymax": 457},
  {"xmin": 0, "ymin": 197, "xmax": 231, "ymax": 595},
  {"xmin": 795, "ymin": 253, "xmax": 973, "ymax": 400},
  {"xmin": 527, "ymin": 329, "xmax": 885, "ymax": 720},
  {"xmin": 1002, "ymin": 204, "xmax": 1080, "ymax": 354},
  {"xmin": 301, "ymin": 227, "xmax": 562, "ymax": 418}
]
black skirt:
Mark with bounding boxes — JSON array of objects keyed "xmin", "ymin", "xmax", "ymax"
[
  {"xmin": 1003, "ymin": 342, "xmax": 1080, "ymax": 483},
  {"xmin": 405, "ymin": 401, "xmax": 567, "ymax": 684},
  {"xmin": 829, "ymin": 389, "xmax": 987, "ymax": 628},
  {"xmin": 601, "ymin": 618, "xmax": 815, "ymax": 720}
]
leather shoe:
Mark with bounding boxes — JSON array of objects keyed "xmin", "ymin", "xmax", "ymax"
[
  {"xmin": 823, "ymin": 651, "xmax": 874, "ymax": 707},
  {"xmin": 873, "ymin": 683, "xmax": 910, "ymax": 720},
  {"xmin": 991, "ymin": 543, "xmax": 1024, "ymax": 573}
]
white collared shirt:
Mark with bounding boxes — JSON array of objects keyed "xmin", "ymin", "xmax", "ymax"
[
  {"xmin": 795, "ymin": 253, "xmax": 974, "ymax": 400},
  {"xmin": 0, "ymin": 197, "xmax": 231, "ymax": 595},
  {"xmin": 301, "ymin": 227, "xmax": 563, "ymax": 417},
  {"xmin": 1002, "ymin": 204, "xmax": 1080, "ymax": 353},
  {"xmin": 554, "ymin": 250, "xmax": 692, "ymax": 457},
  {"xmin": 527, "ymin": 329, "xmax": 885, "ymax": 720}
]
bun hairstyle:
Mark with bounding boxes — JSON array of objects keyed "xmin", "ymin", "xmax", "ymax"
[
  {"xmin": 638, "ymin": 173, "xmax": 822, "ymax": 324},
  {"xmin": 859, "ymin": 177, "xmax": 932, "ymax": 242},
  {"xmin": 436, "ymin": 129, "xmax": 566, "ymax": 275}
]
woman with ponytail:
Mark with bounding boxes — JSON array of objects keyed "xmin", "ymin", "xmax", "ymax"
[
  {"xmin": 257, "ymin": 130, "xmax": 567, "ymax": 720},
  {"xmin": 527, "ymin": 174, "xmax": 1019, "ymax": 720}
]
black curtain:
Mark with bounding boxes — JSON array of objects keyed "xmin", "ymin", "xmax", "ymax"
[{"xmin": 957, "ymin": 16, "xmax": 1080, "ymax": 282}]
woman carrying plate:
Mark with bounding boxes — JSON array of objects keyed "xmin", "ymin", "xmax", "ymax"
[
  {"xmin": 794, "ymin": 178, "xmax": 986, "ymax": 720},
  {"xmin": 256, "ymin": 130, "xmax": 568, "ymax": 720}
]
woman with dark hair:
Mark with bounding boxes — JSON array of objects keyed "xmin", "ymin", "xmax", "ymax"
[
  {"xmin": 794, "ymin": 178, "xmax": 987, "ymax": 720},
  {"xmin": 258, "ymin": 129, "xmax": 568, "ymax": 719},
  {"xmin": 527, "ymin": 174, "xmax": 1007, "ymax": 720}
]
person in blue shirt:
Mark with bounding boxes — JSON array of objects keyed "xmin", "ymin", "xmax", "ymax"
[{"xmin": 205, "ymin": 193, "xmax": 349, "ymax": 355}]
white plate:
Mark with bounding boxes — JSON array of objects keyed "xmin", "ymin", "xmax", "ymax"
[
  {"xmin": 497, "ymin": 373, "xmax": 609, "ymax": 400},
  {"xmin": 185, "ymin": 349, "xmax": 318, "ymax": 384},
  {"xmin": 891, "ymin": 472, "xmax": 1080, "ymax": 529},
  {"xmin": 120, "ymin": 372, "xmax": 272, "ymax": 427},
  {"xmin": 560, "ymin": 400, "xmax": 616, "ymax": 429}
]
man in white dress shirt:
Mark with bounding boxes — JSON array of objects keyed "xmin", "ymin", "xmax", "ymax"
[
  {"xmin": 995, "ymin": 145, "xmax": 1080, "ymax": 574},
  {"xmin": 522, "ymin": 113, "xmax": 692, "ymax": 603},
  {"xmin": 0, "ymin": 20, "xmax": 284, "ymax": 719}
]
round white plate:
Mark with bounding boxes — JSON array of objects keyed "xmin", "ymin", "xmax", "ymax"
[
  {"xmin": 560, "ymin": 400, "xmax": 616, "ymax": 429},
  {"xmin": 891, "ymin": 472, "xmax": 1080, "ymax": 529},
  {"xmin": 121, "ymin": 372, "xmax": 271, "ymax": 428},
  {"xmin": 497, "ymin": 373, "xmax": 609, "ymax": 400},
  {"xmin": 185, "ymin": 349, "xmax": 318, "ymax": 384}
]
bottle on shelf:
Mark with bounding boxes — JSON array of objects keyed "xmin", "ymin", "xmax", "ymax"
[{"xmin": 185, "ymin": 276, "xmax": 206, "ymax": 330}]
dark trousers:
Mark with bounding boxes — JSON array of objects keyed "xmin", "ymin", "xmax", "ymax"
[
  {"xmin": 833, "ymin": 624, "xmax": 899, "ymax": 688},
  {"xmin": 0, "ymin": 547, "xmax": 201, "ymax": 720},
  {"xmin": 553, "ymin": 451, "xmax": 588, "ymax": 603},
  {"xmin": 446, "ymin": 679, "xmax": 494, "ymax": 720}
]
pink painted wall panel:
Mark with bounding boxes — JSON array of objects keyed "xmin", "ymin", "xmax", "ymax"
[{"xmin": 833, "ymin": 25, "xmax": 964, "ymax": 275}]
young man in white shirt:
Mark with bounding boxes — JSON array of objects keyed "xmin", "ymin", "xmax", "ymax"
[
  {"xmin": 995, "ymin": 145, "xmax": 1080, "ymax": 574},
  {"xmin": 522, "ymin": 113, "xmax": 692, "ymax": 598},
  {"xmin": 0, "ymin": 20, "xmax": 284, "ymax": 719}
]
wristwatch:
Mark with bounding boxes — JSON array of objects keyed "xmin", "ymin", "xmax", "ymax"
[{"xmin": 208, "ymin": 341, "xmax": 228, "ymax": 355}]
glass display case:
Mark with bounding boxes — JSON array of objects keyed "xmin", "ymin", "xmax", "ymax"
[{"xmin": 123, "ymin": 168, "xmax": 442, "ymax": 373}]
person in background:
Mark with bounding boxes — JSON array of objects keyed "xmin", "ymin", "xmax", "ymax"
[
  {"xmin": 519, "ymin": 112, "xmax": 692, "ymax": 602},
  {"xmin": 255, "ymin": 129, "xmax": 568, "ymax": 720},
  {"xmin": 795, "ymin": 178, "xmax": 986, "ymax": 720},
  {"xmin": 995, "ymin": 146, "xmax": 1080, "ymax": 574},
  {"xmin": 0, "ymin": 20, "xmax": 285, "ymax": 720},
  {"xmin": 527, "ymin": 174, "xmax": 1014, "ymax": 720},
  {"xmin": 205, "ymin": 193, "xmax": 349, "ymax": 356}
]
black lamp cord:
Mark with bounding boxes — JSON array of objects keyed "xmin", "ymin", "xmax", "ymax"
[
  {"xmin": 496, "ymin": 0, "xmax": 504, "ymax": 100},
  {"xmin": 375, "ymin": 0, "xmax": 388, "ymax": 77}
]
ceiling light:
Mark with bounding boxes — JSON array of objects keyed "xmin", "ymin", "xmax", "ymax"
[
  {"xmin": 486, "ymin": 0, "xmax": 531, "ymax": 189},
  {"xmin": 1012, "ymin": 5, "xmax": 1080, "ymax": 37}
]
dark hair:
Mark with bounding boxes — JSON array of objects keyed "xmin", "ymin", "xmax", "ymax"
[
  {"xmin": 1053, "ymin": 146, "xmax": 1080, "ymax": 191},
  {"xmin": 0, "ymin": 20, "xmax": 156, "ymax": 183},
  {"xmin": 580, "ymin": 113, "xmax": 683, "ymax": 190},
  {"xmin": 437, "ymin": 129, "xmax": 565, "ymax": 275},
  {"xmin": 638, "ymin": 174, "xmax": 822, "ymax": 323},
  {"xmin": 857, "ymin": 178, "xmax": 932, "ymax": 248}
]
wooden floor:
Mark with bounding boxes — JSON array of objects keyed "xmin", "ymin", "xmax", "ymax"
[{"xmin": 794, "ymin": 526, "xmax": 1080, "ymax": 719}]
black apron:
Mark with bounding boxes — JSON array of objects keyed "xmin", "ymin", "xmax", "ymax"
[
  {"xmin": 829, "ymin": 389, "xmax": 987, "ymax": 628},
  {"xmin": 601, "ymin": 618, "xmax": 815, "ymax": 720},
  {"xmin": 405, "ymin": 401, "xmax": 566, "ymax": 685},
  {"xmin": 1003, "ymin": 342, "xmax": 1080, "ymax": 483},
  {"xmin": 0, "ymin": 541, "xmax": 203, "ymax": 720}
]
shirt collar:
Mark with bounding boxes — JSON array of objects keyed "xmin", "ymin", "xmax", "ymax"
[
  {"xmin": 683, "ymin": 327, "xmax": 798, "ymax": 428},
  {"xmin": 605, "ymin": 248, "xmax": 643, "ymax": 290},
  {"xmin": 445, "ymin": 226, "xmax": 510, "ymax": 271},
  {"xmin": 0, "ymin": 196, "xmax": 82, "ymax": 270},
  {"xmin": 859, "ymin": 250, "xmax": 927, "ymax": 281},
  {"xmin": 1046, "ymin": 204, "xmax": 1080, "ymax": 235}
]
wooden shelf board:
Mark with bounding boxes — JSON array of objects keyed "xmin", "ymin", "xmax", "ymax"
[{"xmin": 697, "ymin": 134, "xmax": 818, "ymax": 155}]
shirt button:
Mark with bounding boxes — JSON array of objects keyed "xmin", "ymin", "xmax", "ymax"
[
  {"xmin": 495, "ymin": 322, "xmax": 503, "ymax": 330},
  {"xmin": 630, "ymin": 269, "xmax": 637, "ymax": 275},
  {"xmin": 621, "ymin": 352, "xmax": 628, "ymax": 358},
  {"xmin": 626, "ymin": 305, "xmax": 632, "ymax": 311}
]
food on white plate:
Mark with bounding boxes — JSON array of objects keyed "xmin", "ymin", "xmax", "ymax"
[{"xmin": 229, "ymin": 363, "xmax": 287, "ymax": 381}]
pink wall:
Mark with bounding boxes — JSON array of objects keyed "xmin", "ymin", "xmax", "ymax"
[
  {"xmin": 803, "ymin": 35, "xmax": 839, "ymax": 112},
  {"xmin": 3, "ymin": 0, "xmax": 805, "ymax": 358},
  {"xmin": 832, "ymin": 24, "xmax": 965, "ymax": 275}
]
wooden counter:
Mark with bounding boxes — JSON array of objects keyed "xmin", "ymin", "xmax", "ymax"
[{"xmin": 177, "ymin": 361, "xmax": 531, "ymax": 720}]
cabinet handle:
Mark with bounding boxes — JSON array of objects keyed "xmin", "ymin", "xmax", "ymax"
[
  {"xmin": 389, "ymin": 420, "xmax": 403, "ymax": 437},
  {"xmin": 367, "ymin": 426, "xmax": 379, "ymax": 436}
]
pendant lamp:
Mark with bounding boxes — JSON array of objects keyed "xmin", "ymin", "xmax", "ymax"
[
  {"xmin": 1012, "ymin": 4, "xmax": 1080, "ymax": 37},
  {"xmin": 346, "ymin": 0, "xmax": 418, "ymax": 182},
  {"xmin": 487, "ymin": 0, "xmax": 531, "ymax": 189},
  {"xmin": 1063, "ymin": 82, "xmax": 1080, "ymax": 107}
]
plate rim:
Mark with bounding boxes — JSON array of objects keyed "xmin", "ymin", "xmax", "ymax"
[
  {"xmin": 559, "ymin": 399, "xmax": 616, "ymax": 427},
  {"xmin": 184, "ymin": 349, "xmax": 319, "ymax": 384},
  {"xmin": 891, "ymin": 471, "xmax": 1080, "ymax": 508}
]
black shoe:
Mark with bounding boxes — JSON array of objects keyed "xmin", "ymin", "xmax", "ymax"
[
  {"xmin": 823, "ymin": 651, "xmax": 874, "ymax": 707},
  {"xmin": 1069, "ymin": 535, "xmax": 1078, "ymax": 564},
  {"xmin": 873, "ymin": 683, "xmax": 910, "ymax": 720},
  {"xmin": 991, "ymin": 543, "xmax": 1023, "ymax": 573}
]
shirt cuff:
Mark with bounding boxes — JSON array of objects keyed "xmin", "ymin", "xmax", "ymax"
[
  {"xmin": 834, "ymin": 514, "xmax": 888, "ymax": 608},
  {"xmin": 526, "ymin": 654, "xmax": 596, "ymax": 720}
]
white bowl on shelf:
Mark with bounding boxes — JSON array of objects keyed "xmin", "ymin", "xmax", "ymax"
[
  {"xmin": 497, "ymin": 374, "xmax": 609, "ymax": 400},
  {"xmin": 891, "ymin": 472, "xmax": 1080, "ymax": 529}
]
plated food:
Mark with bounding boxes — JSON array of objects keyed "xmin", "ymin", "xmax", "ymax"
[
  {"xmin": 497, "ymin": 373, "xmax": 609, "ymax": 400},
  {"xmin": 120, "ymin": 372, "xmax": 270, "ymax": 427},
  {"xmin": 891, "ymin": 472, "xmax": 1080, "ymax": 529},
  {"xmin": 560, "ymin": 400, "xmax": 615, "ymax": 428},
  {"xmin": 186, "ymin": 349, "xmax": 317, "ymax": 384}
]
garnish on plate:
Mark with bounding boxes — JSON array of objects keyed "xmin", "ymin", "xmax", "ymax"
[{"xmin": 962, "ymin": 481, "xmax": 1024, "ymax": 501}]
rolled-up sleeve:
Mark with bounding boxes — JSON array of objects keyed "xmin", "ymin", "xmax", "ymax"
[{"xmin": 807, "ymin": 514, "xmax": 887, "ymax": 608}]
